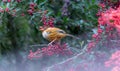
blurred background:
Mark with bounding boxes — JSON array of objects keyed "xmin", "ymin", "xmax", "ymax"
[
  {"xmin": 0, "ymin": 0, "xmax": 99, "ymax": 55},
  {"xmin": 1, "ymin": 0, "xmax": 119, "ymax": 71}
]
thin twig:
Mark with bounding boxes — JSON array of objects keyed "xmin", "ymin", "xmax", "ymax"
[
  {"xmin": 45, "ymin": 45, "xmax": 87, "ymax": 71},
  {"xmin": 29, "ymin": 44, "xmax": 48, "ymax": 48}
]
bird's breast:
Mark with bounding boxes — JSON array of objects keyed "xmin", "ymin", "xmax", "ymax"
[{"xmin": 42, "ymin": 31, "xmax": 49, "ymax": 39}]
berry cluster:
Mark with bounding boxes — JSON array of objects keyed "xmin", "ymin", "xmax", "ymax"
[
  {"xmin": 28, "ymin": 43, "xmax": 73, "ymax": 60},
  {"xmin": 41, "ymin": 11, "xmax": 54, "ymax": 27},
  {"xmin": 27, "ymin": 2, "xmax": 37, "ymax": 15},
  {"xmin": 105, "ymin": 50, "xmax": 120, "ymax": 71}
]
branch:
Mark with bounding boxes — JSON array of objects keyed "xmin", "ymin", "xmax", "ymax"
[
  {"xmin": 29, "ymin": 44, "xmax": 48, "ymax": 48},
  {"xmin": 45, "ymin": 45, "xmax": 87, "ymax": 71}
]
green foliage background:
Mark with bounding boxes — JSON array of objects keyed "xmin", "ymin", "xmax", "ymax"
[{"xmin": 0, "ymin": 0, "xmax": 99, "ymax": 56}]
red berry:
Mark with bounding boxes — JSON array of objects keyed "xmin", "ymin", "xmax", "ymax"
[
  {"xmin": 5, "ymin": 8, "xmax": 9, "ymax": 12},
  {"xmin": 7, "ymin": 0, "xmax": 11, "ymax": 2}
]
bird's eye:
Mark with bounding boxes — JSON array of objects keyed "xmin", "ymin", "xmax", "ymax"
[{"xmin": 57, "ymin": 30, "xmax": 65, "ymax": 33}]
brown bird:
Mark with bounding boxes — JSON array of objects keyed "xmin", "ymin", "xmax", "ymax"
[{"xmin": 39, "ymin": 26, "xmax": 79, "ymax": 45}]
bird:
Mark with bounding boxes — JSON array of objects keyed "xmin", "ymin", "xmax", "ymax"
[{"xmin": 39, "ymin": 26, "xmax": 79, "ymax": 45}]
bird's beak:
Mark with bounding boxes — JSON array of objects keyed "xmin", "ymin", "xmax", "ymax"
[{"xmin": 39, "ymin": 26, "xmax": 44, "ymax": 32}]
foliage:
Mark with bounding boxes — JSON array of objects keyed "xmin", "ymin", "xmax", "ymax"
[
  {"xmin": 0, "ymin": 0, "xmax": 99, "ymax": 54},
  {"xmin": 0, "ymin": 0, "xmax": 120, "ymax": 71}
]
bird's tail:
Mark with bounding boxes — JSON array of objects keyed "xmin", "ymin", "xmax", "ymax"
[{"xmin": 66, "ymin": 34, "xmax": 80, "ymax": 39}]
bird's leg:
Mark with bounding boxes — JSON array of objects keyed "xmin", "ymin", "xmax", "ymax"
[
  {"xmin": 56, "ymin": 40, "xmax": 61, "ymax": 45},
  {"xmin": 48, "ymin": 38, "xmax": 57, "ymax": 46}
]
